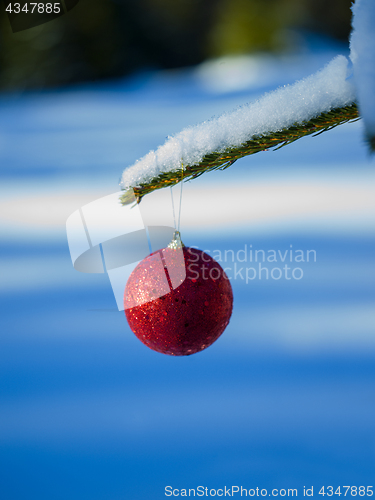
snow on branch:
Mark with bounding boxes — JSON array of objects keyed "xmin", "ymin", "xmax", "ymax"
[{"xmin": 120, "ymin": 56, "xmax": 355, "ymax": 194}]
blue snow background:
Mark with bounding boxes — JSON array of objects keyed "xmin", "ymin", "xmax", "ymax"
[{"xmin": 0, "ymin": 39, "xmax": 375, "ymax": 499}]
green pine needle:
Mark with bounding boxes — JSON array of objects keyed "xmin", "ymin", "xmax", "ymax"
[{"xmin": 120, "ymin": 103, "xmax": 359, "ymax": 205}]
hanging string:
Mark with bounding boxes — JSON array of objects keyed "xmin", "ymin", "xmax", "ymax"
[
  {"xmin": 168, "ymin": 160, "xmax": 185, "ymax": 249},
  {"xmin": 177, "ymin": 161, "xmax": 184, "ymax": 233},
  {"xmin": 170, "ymin": 186, "xmax": 177, "ymax": 229},
  {"xmin": 170, "ymin": 160, "xmax": 184, "ymax": 232}
]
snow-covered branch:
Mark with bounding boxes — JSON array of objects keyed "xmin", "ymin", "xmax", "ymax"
[
  {"xmin": 121, "ymin": 0, "xmax": 375, "ymax": 196},
  {"xmin": 121, "ymin": 56, "xmax": 355, "ymax": 191}
]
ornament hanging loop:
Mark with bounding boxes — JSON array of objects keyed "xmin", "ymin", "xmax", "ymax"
[{"xmin": 168, "ymin": 230, "xmax": 185, "ymax": 249}]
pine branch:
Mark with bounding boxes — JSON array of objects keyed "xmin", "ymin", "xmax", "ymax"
[{"xmin": 120, "ymin": 103, "xmax": 359, "ymax": 205}]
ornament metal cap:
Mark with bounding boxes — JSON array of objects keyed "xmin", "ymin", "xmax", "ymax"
[{"xmin": 168, "ymin": 230, "xmax": 185, "ymax": 249}]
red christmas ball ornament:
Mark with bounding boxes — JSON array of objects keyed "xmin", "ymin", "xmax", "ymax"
[{"xmin": 124, "ymin": 233, "xmax": 233, "ymax": 356}]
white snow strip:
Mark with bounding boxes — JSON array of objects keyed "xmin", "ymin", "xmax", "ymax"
[
  {"xmin": 350, "ymin": 0, "xmax": 375, "ymax": 139},
  {"xmin": 121, "ymin": 56, "xmax": 355, "ymax": 189}
]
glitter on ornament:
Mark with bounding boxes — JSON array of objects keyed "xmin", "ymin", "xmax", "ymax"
[{"xmin": 124, "ymin": 232, "xmax": 233, "ymax": 356}]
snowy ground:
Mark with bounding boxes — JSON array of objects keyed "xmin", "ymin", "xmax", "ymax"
[{"xmin": 0, "ymin": 42, "xmax": 375, "ymax": 499}]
